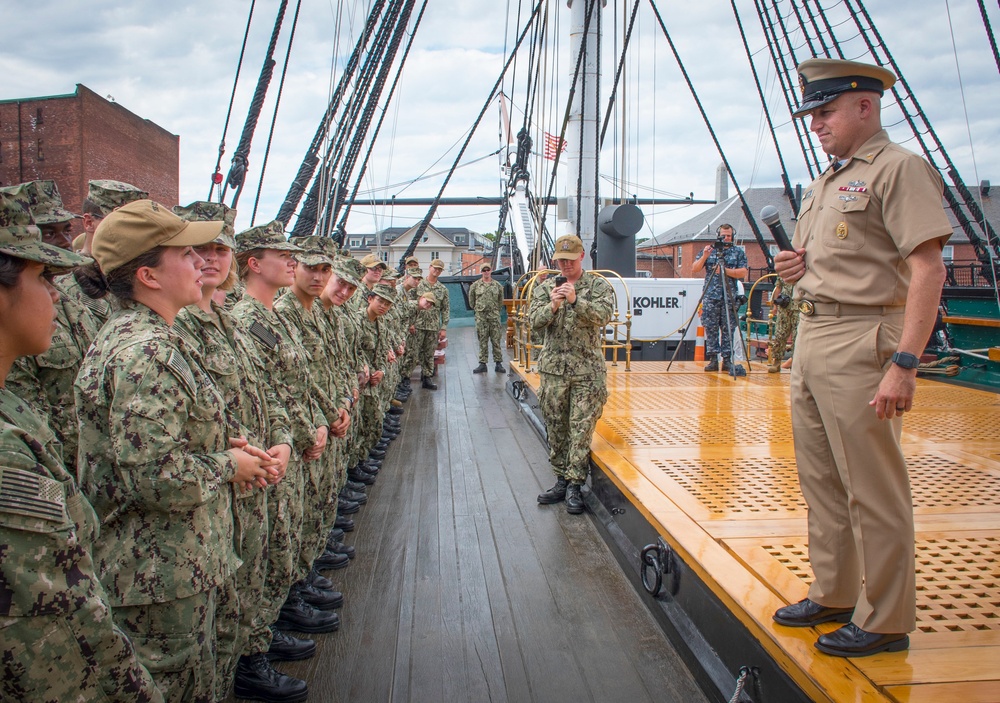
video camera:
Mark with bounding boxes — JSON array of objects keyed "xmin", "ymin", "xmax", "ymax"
[{"xmin": 711, "ymin": 234, "xmax": 732, "ymax": 251}]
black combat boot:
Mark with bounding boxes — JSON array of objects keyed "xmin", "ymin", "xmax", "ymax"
[
  {"xmin": 422, "ymin": 374, "xmax": 438, "ymax": 390},
  {"xmin": 267, "ymin": 626, "xmax": 316, "ymax": 662},
  {"xmin": 306, "ymin": 567, "xmax": 333, "ymax": 590},
  {"xmin": 537, "ymin": 476, "xmax": 568, "ymax": 504},
  {"xmin": 348, "ymin": 464, "xmax": 376, "ymax": 485},
  {"xmin": 340, "ymin": 487, "xmax": 367, "ymax": 505},
  {"xmin": 495, "ymin": 361, "xmax": 506, "ymax": 373},
  {"xmin": 291, "ymin": 580, "xmax": 344, "ymax": 611},
  {"xmin": 276, "ymin": 594, "xmax": 340, "ymax": 633},
  {"xmin": 314, "ymin": 546, "xmax": 351, "ymax": 571},
  {"xmin": 565, "ymin": 484, "xmax": 585, "ymax": 514},
  {"xmin": 328, "ymin": 540, "xmax": 356, "ymax": 559},
  {"xmin": 473, "ymin": 362, "xmax": 488, "ymax": 374},
  {"xmin": 333, "ymin": 514, "xmax": 355, "ymax": 532},
  {"xmin": 369, "ymin": 447, "xmax": 386, "ymax": 460},
  {"xmin": 704, "ymin": 357, "xmax": 719, "ymax": 372},
  {"xmin": 337, "ymin": 496, "xmax": 360, "ymax": 515},
  {"xmin": 235, "ymin": 653, "xmax": 309, "ymax": 703}
]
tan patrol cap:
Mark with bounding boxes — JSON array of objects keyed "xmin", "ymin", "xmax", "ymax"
[
  {"xmin": 360, "ymin": 253, "xmax": 388, "ymax": 270},
  {"xmin": 552, "ymin": 234, "xmax": 584, "ymax": 260},
  {"xmin": 792, "ymin": 58, "xmax": 896, "ymax": 118},
  {"xmin": 429, "ymin": 258, "xmax": 445, "ymax": 269},
  {"xmin": 419, "ymin": 291, "xmax": 437, "ymax": 303},
  {"xmin": 93, "ymin": 200, "xmax": 223, "ymax": 274},
  {"xmin": 480, "ymin": 263, "xmax": 491, "ymax": 272}
]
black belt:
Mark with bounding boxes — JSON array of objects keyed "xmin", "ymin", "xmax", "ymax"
[{"xmin": 797, "ymin": 301, "xmax": 904, "ymax": 317}]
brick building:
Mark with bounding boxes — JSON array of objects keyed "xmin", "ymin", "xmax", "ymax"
[{"xmin": 0, "ymin": 84, "xmax": 178, "ymax": 232}]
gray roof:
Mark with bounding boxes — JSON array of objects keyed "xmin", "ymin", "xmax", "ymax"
[
  {"xmin": 640, "ymin": 185, "xmax": 998, "ymax": 250},
  {"xmin": 345, "ymin": 225, "xmax": 481, "ymax": 250}
]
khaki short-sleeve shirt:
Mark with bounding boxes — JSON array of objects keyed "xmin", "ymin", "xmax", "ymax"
[{"xmin": 792, "ymin": 130, "xmax": 952, "ymax": 307}]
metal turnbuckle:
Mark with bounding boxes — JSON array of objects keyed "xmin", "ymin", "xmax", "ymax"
[{"xmin": 640, "ymin": 537, "xmax": 678, "ymax": 597}]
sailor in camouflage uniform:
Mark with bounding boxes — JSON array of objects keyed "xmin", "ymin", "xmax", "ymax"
[
  {"xmin": 414, "ymin": 258, "xmax": 450, "ymax": 389},
  {"xmin": 356, "ymin": 283, "xmax": 398, "ymax": 460},
  {"xmin": 767, "ymin": 277, "xmax": 799, "ymax": 373},
  {"xmin": 469, "ymin": 263, "xmax": 505, "ymax": 373},
  {"xmin": 232, "ymin": 222, "xmax": 340, "ymax": 642},
  {"xmin": 172, "ymin": 202, "xmax": 306, "ymax": 702},
  {"xmin": 59, "ymin": 180, "xmax": 148, "ymax": 327},
  {"xmin": 0, "ymin": 188, "xmax": 163, "ymax": 703},
  {"xmin": 74, "ymin": 200, "xmax": 273, "ymax": 703},
  {"xmin": 4, "ymin": 181, "xmax": 100, "ymax": 472},
  {"xmin": 529, "ymin": 235, "xmax": 613, "ymax": 515}
]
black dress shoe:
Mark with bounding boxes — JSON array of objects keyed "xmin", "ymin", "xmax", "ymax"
[
  {"xmin": 334, "ymin": 514, "xmax": 355, "ymax": 531},
  {"xmin": 815, "ymin": 623, "xmax": 909, "ymax": 657},
  {"xmin": 473, "ymin": 362, "xmax": 488, "ymax": 374},
  {"xmin": 267, "ymin": 626, "xmax": 316, "ymax": 661},
  {"xmin": 537, "ymin": 476, "xmax": 568, "ymax": 504},
  {"xmin": 340, "ymin": 487, "xmax": 368, "ymax": 505},
  {"xmin": 276, "ymin": 595, "xmax": 340, "ymax": 634},
  {"xmin": 565, "ymin": 484, "xmax": 585, "ymax": 514},
  {"xmin": 293, "ymin": 580, "xmax": 344, "ymax": 610},
  {"xmin": 235, "ymin": 653, "xmax": 309, "ymax": 703},
  {"xmin": 306, "ymin": 567, "xmax": 333, "ymax": 590},
  {"xmin": 338, "ymin": 497, "xmax": 360, "ymax": 515},
  {"xmin": 773, "ymin": 598, "xmax": 854, "ymax": 627},
  {"xmin": 314, "ymin": 547, "xmax": 351, "ymax": 571}
]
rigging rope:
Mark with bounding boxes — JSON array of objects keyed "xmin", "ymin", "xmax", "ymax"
[
  {"xmin": 978, "ymin": 0, "xmax": 1000, "ymax": 76},
  {"xmin": 209, "ymin": 0, "xmax": 257, "ymax": 202}
]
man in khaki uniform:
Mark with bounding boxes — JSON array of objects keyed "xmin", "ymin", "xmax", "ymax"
[{"xmin": 772, "ymin": 58, "xmax": 950, "ymax": 657}]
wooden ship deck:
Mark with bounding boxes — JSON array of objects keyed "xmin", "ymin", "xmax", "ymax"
[{"xmin": 238, "ymin": 326, "xmax": 1000, "ymax": 702}]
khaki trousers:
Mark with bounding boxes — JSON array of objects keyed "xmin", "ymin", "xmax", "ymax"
[{"xmin": 790, "ymin": 311, "xmax": 915, "ymax": 633}]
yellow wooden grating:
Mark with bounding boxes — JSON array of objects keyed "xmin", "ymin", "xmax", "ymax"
[
  {"xmin": 602, "ymin": 414, "xmax": 793, "ymax": 446},
  {"xmin": 604, "ymin": 390, "xmax": 785, "ymax": 414},
  {"xmin": 913, "ymin": 385, "xmax": 1000, "ymax": 407},
  {"xmin": 605, "ymin": 373, "xmax": 736, "ymax": 389},
  {"xmin": 651, "ymin": 457, "xmax": 806, "ymax": 513},
  {"xmin": 903, "ymin": 411, "xmax": 1000, "ymax": 442},
  {"xmin": 762, "ymin": 537, "xmax": 1000, "ymax": 633},
  {"xmin": 651, "ymin": 454, "xmax": 1000, "ymax": 515}
]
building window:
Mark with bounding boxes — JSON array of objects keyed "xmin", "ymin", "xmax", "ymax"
[
  {"xmin": 379, "ymin": 251, "xmax": 388, "ymax": 262},
  {"xmin": 35, "ymin": 107, "xmax": 43, "ymax": 124},
  {"xmin": 675, "ymin": 246, "xmax": 682, "ymax": 269},
  {"xmin": 36, "ymin": 139, "xmax": 44, "ymax": 161},
  {"xmin": 942, "ymin": 245, "xmax": 954, "ymax": 261},
  {"xmin": 431, "ymin": 251, "xmax": 440, "ymax": 261},
  {"xmin": 454, "ymin": 234, "xmax": 465, "ymax": 244},
  {"xmin": 349, "ymin": 237, "xmax": 362, "ymax": 248}
]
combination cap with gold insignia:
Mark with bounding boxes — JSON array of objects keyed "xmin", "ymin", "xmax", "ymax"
[
  {"xmin": 0, "ymin": 186, "xmax": 89, "ymax": 270},
  {"xmin": 371, "ymin": 282, "xmax": 396, "ymax": 303},
  {"xmin": 87, "ymin": 179, "xmax": 148, "ymax": 218},
  {"xmin": 792, "ymin": 58, "xmax": 896, "ymax": 118},
  {"xmin": 331, "ymin": 257, "xmax": 365, "ymax": 288},
  {"xmin": 359, "ymin": 253, "xmax": 388, "ymax": 270},
  {"xmin": 235, "ymin": 220, "xmax": 301, "ymax": 254},
  {"xmin": 173, "ymin": 201, "xmax": 237, "ymax": 250},
  {"xmin": 93, "ymin": 200, "xmax": 222, "ymax": 274},
  {"xmin": 552, "ymin": 234, "xmax": 584, "ymax": 260}
]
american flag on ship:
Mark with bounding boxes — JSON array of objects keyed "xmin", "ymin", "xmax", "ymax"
[{"xmin": 543, "ymin": 131, "xmax": 567, "ymax": 161}]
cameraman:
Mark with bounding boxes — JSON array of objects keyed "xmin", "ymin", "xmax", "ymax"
[{"xmin": 692, "ymin": 224, "xmax": 748, "ymax": 373}]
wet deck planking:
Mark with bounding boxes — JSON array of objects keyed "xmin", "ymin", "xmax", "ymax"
[{"xmin": 233, "ymin": 326, "xmax": 706, "ymax": 702}]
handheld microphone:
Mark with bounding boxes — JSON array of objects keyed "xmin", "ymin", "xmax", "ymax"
[{"xmin": 760, "ymin": 205, "xmax": 794, "ymax": 252}]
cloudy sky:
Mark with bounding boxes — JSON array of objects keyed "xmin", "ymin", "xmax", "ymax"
[{"xmin": 3, "ymin": 0, "xmax": 998, "ymax": 245}]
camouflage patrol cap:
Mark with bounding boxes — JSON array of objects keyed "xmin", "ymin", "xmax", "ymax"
[
  {"xmin": 289, "ymin": 235, "xmax": 335, "ymax": 267},
  {"xmin": 331, "ymin": 256, "xmax": 364, "ymax": 288},
  {"xmin": 406, "ymin": 267, "xmax": 423, "ymax": 278},
  {"xmin": 429, "ymin": 258, "xmax": 445, "ymax": 270},
  {"xmin": 359, "ymin": 253, "xmax": 388, "ymax": 270},
  {"xmin": 419, "ymin": 290, "xmax": 437, "ymax": 303},
  {"xmin": 93, "ymin": 200, "xmax": 223, "ymax": 274},
  {"xmin": 552, "ymin": 234, "xmax": 584, "ymax": 260},
  {"xmin": 235, "ymin": 220, "xmax": 301, "ymax": 254},
  {"xmin": 381, "ymin": 268, "xmax": 400, "ymax": 281},
  {"xmin": 87, "ymin": 180, "xmax": 148, "ymax": 217},
  {"xmin": 17, "ymin": 180, "xmax": 78, "ymax": 225},
  {"xmin": 0, "ymin": 186, "xmax": 88, "ymax": 270},
  {"xmin": 173, "ymin": 201, "xmax": 237, "ymax": 249},
  {"xmin": 371, "ymin": 282, "xmax": 396, "ymax": 303}
]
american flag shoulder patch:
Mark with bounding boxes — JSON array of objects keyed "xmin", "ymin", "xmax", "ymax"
[
  {"xmin": 0, "ymin": 467, "xmax": 66, "ymax": 523},
  {"xmin": 249, "ymin": 320, "xmax": 279, "ymax": 349},
  {"xmin": 166, "ymin": 349, "xmax": 198, "ymax": 398}
]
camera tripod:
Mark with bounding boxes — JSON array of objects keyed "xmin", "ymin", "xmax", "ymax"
[{"xmin": 666, "ymin": 253, "xmax": 749, "ymax": 377}]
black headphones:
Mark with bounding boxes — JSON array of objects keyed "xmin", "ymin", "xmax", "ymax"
[{"xmin": 716, "ymin": 224, "xmax": 735, "ymax": 235}]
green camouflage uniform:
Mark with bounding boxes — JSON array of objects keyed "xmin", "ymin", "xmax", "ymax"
[
  {"xmin": 6, "ymin": 289, "xmax": 100, "ymax": 472},
  {"xmin": 355, "ymin": 284, "xmax": 395, "ymax": 457},
  {"xmin": 0, "ymin": 388, "xmax": 162, "ymax": 702},
  {"xmin": 231, "ymin": 295, "xmax": 327, "ymax": 621},
  {"xmin": 174, "ymin": 302, "xmax": 294, "ymax": 694},
  {"xmin": 529, "ymin": 272, "xmax": 613, "ymax": 484},
  {"xmin": 768, "ymin": 279, "xmax": 799, "ymax": 369},
  {"xmin": 469, "ymin": 277, "xmax": 504, "ymax": 364},
  {"xmin": 274, "ymin": 289, "xmax": 343, "ymax": 576},
  {"xmin": 414, "ymin": 278, "xmax": 449, "ymax": 376},
  {"xmin": 76, "ymin": 304, "xmax": 238, "ymax": 703}
]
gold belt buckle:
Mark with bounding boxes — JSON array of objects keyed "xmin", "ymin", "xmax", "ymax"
[{"xmin": 797, "ymin": 300, "xmax": 815, "ymax": 316}]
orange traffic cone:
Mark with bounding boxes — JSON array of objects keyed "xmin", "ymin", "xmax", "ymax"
[{"xmin": 694, "ymin": 325, "xmax": 705, "ymax": 361}]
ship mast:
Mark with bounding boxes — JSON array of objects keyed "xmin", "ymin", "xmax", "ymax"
[{"xmin": 566, "ymin": 0, "xmax": 603, "ymax": 268}]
